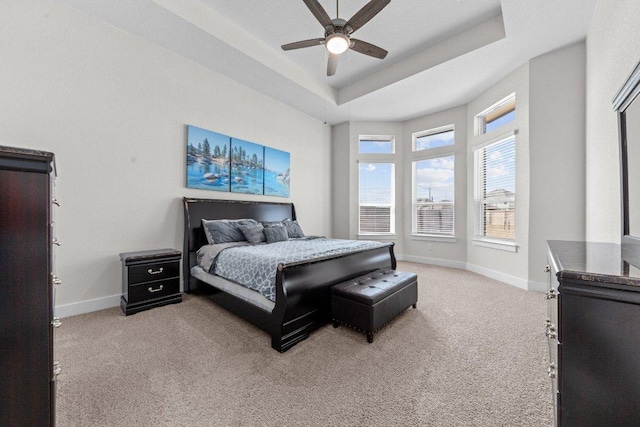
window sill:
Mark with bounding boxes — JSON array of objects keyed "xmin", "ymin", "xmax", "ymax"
[
  {"xmin": 411, "ymin": 234, "xmax": 457, "ymax": 243},
  {"xmin": 358, "ymin": 234, "xmax": 396, "ymax": 240},
  {"xmin": 473, "ymin": 238, "xmax": 518, "ymax": 252}
]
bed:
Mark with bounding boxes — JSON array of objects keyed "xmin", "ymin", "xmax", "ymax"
[{"xmin": 182, "ymin": 197, "xmax": 396, "ymax": 352}]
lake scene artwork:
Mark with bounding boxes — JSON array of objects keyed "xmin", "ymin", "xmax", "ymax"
[
  {"xmin": 185, "ymin": 124, "xmax": 290, "ymax": 198},
  {"xmin": 264, "ymin": 147, "xmax": 290, "ymax": 197},
  {"xmin": 186, "ymin": 125, "xmax": 231, "ymax": 192},
  {"xmin": 230, "ymin": 138, "xmax": 264, "ymax": 195}
]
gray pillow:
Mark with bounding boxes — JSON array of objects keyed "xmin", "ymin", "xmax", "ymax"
[
  {"xmin": 202, "ymin": 219, "xmax": 258, "ymax": 244},
  {"xmin": 283, "ymin": 219, "xmax": 305, "ymax": 238},
  {"xmin": 239, "ymin": 223, "xmax": 266, "ymax": 245},
  {"xmin": 263, "ymin": 224, "xmax": 289, "ymax": 243}
]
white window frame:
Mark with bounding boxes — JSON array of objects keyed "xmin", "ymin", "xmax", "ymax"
[
  {"xmin": 475, "ymin": 93, "xmax": 516, "ymax": 136},
  {"xmin": 411, "ymin": 125, "xmax": 455, "ymax": 240},
  {"xmin": 473, "ymin": 131, "xmax": 517, "ymax": 252},
  {"xmin": 358, "ymin": 134, "xmax": 395, "ymax": 154}
]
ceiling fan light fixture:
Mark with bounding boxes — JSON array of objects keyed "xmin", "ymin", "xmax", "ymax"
[{"xmin": 325, "ymin": 33, "xmax": 350, "ymax": 55}]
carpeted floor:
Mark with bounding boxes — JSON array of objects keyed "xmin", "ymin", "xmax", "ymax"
[{"xmin": 55, "ymin": 261, "xmax": 553, "ymax": 426}]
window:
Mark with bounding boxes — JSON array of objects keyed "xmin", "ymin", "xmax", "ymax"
[
  {"xmin": 474, "ymin": 134, "xmax": 516, "ymax": 242},
  {"xmin": 476, "ymin": 93, "xmax": 516, "ymax": 135},
  {"xmin": 414, "ymin": 127, "xmax": 454, "ymax": 151},
  {"xmin": 359, "ymin": 135, "xmax": 395, "ymax": 154},
  {"xmin": 359, "ymin": 162, "xmax": 395, "ymax": 234},
  {"xmin": 411, "ymin": 126, "xmax": 455, "ymax": 237},
  {"xmin": 413, "ymin": 155, "xmax": 455, "ymax": 236}
]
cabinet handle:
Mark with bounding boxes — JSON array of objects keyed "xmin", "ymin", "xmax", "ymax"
[
  {"xmin": 547, "ymin": 362, "xmax": 556, "ymax": 379},
  {"xmin": 52, "ymin": 198, "xmax": 61, "ymax": 207},
  {"xmin": 52, "ymin": 275, "xmax": 62, "ymax": 286},
  {"xmin": 52, "ymin": 317, "xmax": 62, "ymax": 328},
  {"xmin": 53, "ymin": 361, "xmax": 61, "ymax": 379},
  {"xmin": 545, "ymin": 289, "xmax": 557, "ymax": 300},
  {"xmin": 546, "ymin": 329, "xmax": 557, "ymax": 339},
  {"xmin": 148, "ymin": 267, "xmax": 163, "ymax": 275},
  {"xmin": 544, "ymin": 265, "xmax": 550, "ymax": 273},
  {"xmin": 148, "ymin": 285, "xmax": 164, "ymax": 293},
  {"xmin": 52, "ymin": 238, "xmax": 61, "ymax": 246}
]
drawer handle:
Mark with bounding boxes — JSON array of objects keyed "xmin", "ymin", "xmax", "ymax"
[
  {"xmin": 148, "ymin": 267, "xmax": 164, "ymax": 275},
  {"xmin": 545, "ymin": 289, "xmax": 557, "ymax": 300},
  {"xmin": 53, "ymin": 361, "xmax": 61, "ymax": 379},
  {"xmin": 544, "ymin": 265, "xmax": 550, "ymax": 273},
  {"xmin": 547, "ymin": 362, "xmax": 556, "ymax": 379},
  {"xmin": 148, "ymin": 285, "xmax": 164, "ymax": 293},
  {"xmin": 52, "ymin": 238, "xmax": 61, "ymax": 247},
  {"xmin": 52, "ymin": 317, "xmax": 62, "ymax": 328},
  {"xmin": 52, "ymin": 198, "xmax": 61, "ymax": 207}
]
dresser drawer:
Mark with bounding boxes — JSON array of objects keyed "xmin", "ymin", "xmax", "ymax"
[
  {"xmin": 127, "ymin": 260, "xmax": 179, "ymax": 284},
  {"xmin": 127, "ymin": 278, "xmax": 179, "ymax": 304}
]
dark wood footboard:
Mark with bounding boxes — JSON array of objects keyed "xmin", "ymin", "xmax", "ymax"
[
  {"xmin": 271, "ymin": 244, "xmax": 396, "ymax": 352},
  {"xmin": 182, "ymin": 197, "xmax": 396, "ymax": 352}
]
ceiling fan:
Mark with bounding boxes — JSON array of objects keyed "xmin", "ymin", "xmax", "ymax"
[{"xmin": 281, "ymin": 0, "xmax": 390, "ymax": 76}]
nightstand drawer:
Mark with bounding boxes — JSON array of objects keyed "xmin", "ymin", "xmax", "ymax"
[
  {"xmin": 128, "ymin": 260, "xmax": 179, "ymax": 284},
  {"xmin": 127, "ymin": 278, "xmax": 179, "ymax": 304}
]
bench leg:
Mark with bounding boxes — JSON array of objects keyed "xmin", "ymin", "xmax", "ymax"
[{"xmin": 367, "ymin": 332, "xmax": 374, "ymax": 343}]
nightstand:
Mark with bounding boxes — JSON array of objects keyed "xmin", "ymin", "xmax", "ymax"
[{"xmin": 120, "ymin": 248, "xmax": 182, "ymax": 315}]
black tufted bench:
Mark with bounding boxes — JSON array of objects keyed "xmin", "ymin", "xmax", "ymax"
[{"xmin": 331, "ymin": 269, "xmax": 418, "ymax": 343}]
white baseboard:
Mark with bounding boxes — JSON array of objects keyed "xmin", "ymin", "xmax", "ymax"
[
  {"xmin": 55, "ymin": 294, "xmax": 121, "ymax": 319},
  {"xmin": 466, "ymin": 262, "xmax": 530, "ymax": 290},
  {"xmin": 397, "ymin": 253, "xmax": 467, "ymax": 270}
]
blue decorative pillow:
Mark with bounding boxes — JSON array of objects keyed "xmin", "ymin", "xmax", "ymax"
[
  {"xmin": 283, "ymin": 219, "xmax": 305, "ymax": 238},
  {"xmin": 202, "ymin": 219, "xmax": 258, "ymax": 244},
  {"xmin": 263, "ymin": 224, "xmax": 289, "ymax": 243},
  {"xmin": 239, "ymin": 223, "xmax": 266, "ymax": 245}
]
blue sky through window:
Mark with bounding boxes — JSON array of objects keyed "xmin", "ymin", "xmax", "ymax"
[
  {"xmin": 415, "ymin": 130, "xmax": 454, "ymax": 151},
  {"xmin": 359, "ymin": 163, "xmax": 394, "ymax": 204},
  {"xmin": 414, "ymin": 156, "xmax": 454, "ymax": 202},
  {"xmin": 359, "ymin": 139, "xmax": 393, "ymax": 154}
]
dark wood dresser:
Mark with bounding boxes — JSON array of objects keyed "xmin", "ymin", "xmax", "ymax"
[
  {"xmin": 120, "ymin": 249, "xmax": 182, "ymax": 315},
  {"xmin": 546, "ymin": 240, "xmax": 640, "ymax": 427},
  {"xmin": 0, "ymin": 146, "xmax": 59, "ymax": 426}
]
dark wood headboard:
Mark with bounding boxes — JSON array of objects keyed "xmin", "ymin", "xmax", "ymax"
[{"xmin": 182, "ymin": 198, "xmax": 296, "ymax": 292}]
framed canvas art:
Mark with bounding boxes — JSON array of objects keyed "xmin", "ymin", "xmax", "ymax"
[
  {"xmin": 186, "ymin": 125, "xmax": 231, "ymax": 192},
  {"xmin": 230, "ymin": 137, "xmax": 264, "ymax": 195},
  {"xmin": 264, "ymin": 147, "xmax": 290, "ymax": 197}
]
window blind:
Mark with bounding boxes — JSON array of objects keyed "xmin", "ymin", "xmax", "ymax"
[
  {"xmin": 474, "ymin": 136, "xmax": 516, "ymax": 241},
  {"xmin": 413, "ymin": 155, "xmax": 455, "ymax": 235}
]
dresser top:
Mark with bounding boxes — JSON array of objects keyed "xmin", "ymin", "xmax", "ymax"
[
  {"xmin": 548, "ymin": 240, "xmax": 640, "ymax": 288},
  {"xmin": 120, "ymin": 248, "xmax": 181, "ymax": 263}
]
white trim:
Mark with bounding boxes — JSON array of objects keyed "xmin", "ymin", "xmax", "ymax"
[
  {"xmin": 466, "ymin": 262, "xmax": 529, "ymax": 290},
  {"xmin": 474, "ymin": 129, "xmax": 516, "ymax": 150},
  {"xmin": 55, "ymin": 294, "xmax": 121, "ymax": 318},
  {"xmin": 397, "ymin": 254, "xmax": 467, "ymax": 270},
  {"xmin": 357, "ymin": 234, "xmax": 396, "ymax": 240},
  {"xmin": 473, "ymin": 238, "xmax": 518, "ymax": 252},
  {"xmin": 410, "ymin": 234, "xmax": 457, "ymax": 243}
]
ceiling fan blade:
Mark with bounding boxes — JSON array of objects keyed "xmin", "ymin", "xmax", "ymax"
[
  {"xmin": 303, "ymin": 0, "xmax": 333, "ymax": 28},
  {"xmin": 281, "ymin": 38, "xmax": 325, "ymax": 51},
  {"xmin": 327, "ymin": 53, "xmax": 339, "ymax": 76},
  {"xmin": 350, "ymin": 39, "xmax": 388, "ymax": 59},
  {"xmin": 345, "ymin": 0, "xmax": 390, "ymax": 34}
]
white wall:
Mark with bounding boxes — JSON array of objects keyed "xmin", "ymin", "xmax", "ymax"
[
  {"xmin": 585, "ymin": 0, "xmax": 640, "ymax": 242},
  {"xmin": 0, "ymin": 0, "xmax": 332, "ymax": 317},
  {"xmin": 466, "ymin": 63, "xmax": 531, "ymax": 289},
  {"xmin": 529, "ymin": 42, "xmax": 586, "ymax": 289},
  {"xmin": 402, "ymin": 106, "xmax": 467, "ymax": 269}
]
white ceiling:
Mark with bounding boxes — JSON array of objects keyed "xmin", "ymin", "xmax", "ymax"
[{"xmin": 56, "ymin": 0, "xmax": 597, "ymax": 125}]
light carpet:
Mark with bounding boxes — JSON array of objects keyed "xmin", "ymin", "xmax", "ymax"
[{"xmin": 55, "ymin": 261, "xmax": 553, "ymax": 426}]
